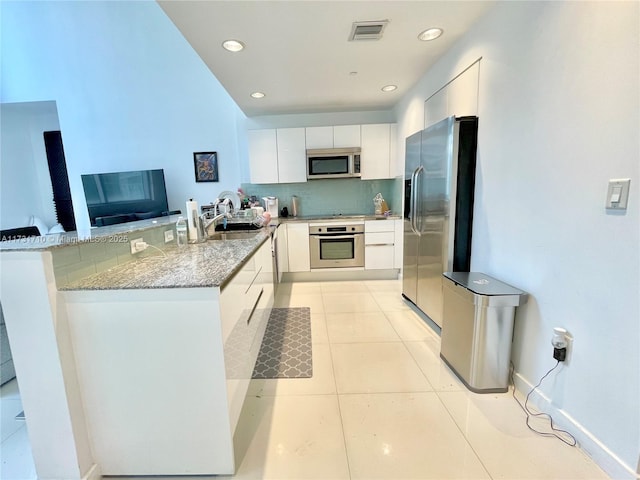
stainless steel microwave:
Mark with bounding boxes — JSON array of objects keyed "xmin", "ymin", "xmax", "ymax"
[{"xmin": 306, "ymin": 147, "xmax": 361, "ymax": 180}]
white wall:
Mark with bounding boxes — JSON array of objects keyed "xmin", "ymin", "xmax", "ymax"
[
  {"xmin": 0, "ymin": 1, "xmax": 247, "ymax": 234},
  {"xmin": 0, "ymin": 101, "xmax": 60, "ymax": 231},
  {"xmin": 394, "ymin": 2, "xmax": 639, "ymax": 477}
]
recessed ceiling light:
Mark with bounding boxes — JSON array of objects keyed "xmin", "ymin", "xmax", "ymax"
[
  {"xmin": 222, "ymin": 39, "xmax": 245, "ymax": 52},
  {"xmin": 250, "ymin": 91, "xmax": 265, "ymax": 99},
  {"xmin": 418, "ymin": 28, "xmax": 443, "ymax": 41},
  {"xmin": 381, "ymin": 85, "xmax": 397, "ymax": 92}
]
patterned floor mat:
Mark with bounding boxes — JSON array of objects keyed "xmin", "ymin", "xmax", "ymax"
[{"xmin": 252, "ymin": 307, "xmax": 312, "ymax": 379}]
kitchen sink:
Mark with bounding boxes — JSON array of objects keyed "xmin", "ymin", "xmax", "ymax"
[
  {"xmin": 214, "ymin": 222, "xmax": 261, "ymax": 231},
  {"xmin": 207, "ymin": 231, "xmax": 259, "ymax": 241}
]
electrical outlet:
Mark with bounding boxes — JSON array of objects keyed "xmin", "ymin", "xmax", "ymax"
[
  {"xmin": 564, "ymin": 334, "xmax": 574, "ymax": 365},
  {"xmin": 551, "ymin": 327, "xmax": 573, "ymax": 365},
  {"xmin": 164, "ymin": 230, "xmax": 174, "ymax": 243},
  {"xmin": 553, "ymin": 347, "xmax": 567, "ymax": 362},
  {"xmin": 130, "ymin": 237, "xmax": 145, "ymax": 254}
]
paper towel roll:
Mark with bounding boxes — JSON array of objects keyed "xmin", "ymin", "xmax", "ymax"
[{"xmin": 186, "ymin": 199, "xmax": 199, "ymax": 242}]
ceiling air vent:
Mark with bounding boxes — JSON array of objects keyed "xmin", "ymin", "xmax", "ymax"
[{"xmin": 348, "ymin": 20, "xmax": 389, "ymax": 41}]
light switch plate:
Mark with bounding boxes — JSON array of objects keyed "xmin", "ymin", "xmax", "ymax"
[
  {"xmin": 164, "ymin": 230, "xmax": 174, "ymax": 243},
  {"xmin": 606, "ymin": 178, "xmax": 631, "ymax": 210}
]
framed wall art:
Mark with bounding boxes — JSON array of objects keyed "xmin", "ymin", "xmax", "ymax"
[{"xmin": 193, "ymin": 151, "xmax": 219, "ymax": 182}]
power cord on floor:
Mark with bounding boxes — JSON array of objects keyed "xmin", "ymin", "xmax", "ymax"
[{"xmin": 510, "ymin": 361, "xmax": 577, "ymax": 447}]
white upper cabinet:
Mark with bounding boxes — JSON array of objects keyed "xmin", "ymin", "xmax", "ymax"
[
  {"xmin": 276, "ymin": 127, "xmax": 306, "ymax": 183},
  {"xmin": 361, "ymin": 123, "xmax": 392, "ymax": 180},
  {"xmin": 389, "ymin": 123, "xmax": 401, "ymax": 178},
  {"xmin": 447, "ymin": 62, "xmax": 479, "ymax": 118},
  {"xmin": 305, "ymin": 125, "xmax": 361, "ymax": 149},
  {"xmin": 424, "ymin": 61, "xmax": 479, "ymax": 128},
  {"xmin": 305, "ymin": 126, "xmax": 333, "ymax": 149},
  {"xmin": 333, "ymin": 125, "xmax": 361, "ymax": 148},
  {"xmin": 249, "ymin": 123, "xmax": 393, "ymax": 183},
  {"xmin": 424, "ymin": 89, "xmax": 448, "ymax": 129},
  {"xmin": 248, "ymin": 129, "xmax": 279, "ymax": 184},
  {"xmin": 248, "ymin": 128, "xmax": 306, "ymax": 184}
]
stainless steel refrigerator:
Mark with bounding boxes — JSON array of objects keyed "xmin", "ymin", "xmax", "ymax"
[{"xmin": 402, "ymin": 116, "xmax": 478, "ymax": 328}]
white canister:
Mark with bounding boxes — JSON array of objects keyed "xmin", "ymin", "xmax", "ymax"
[
  {"xmin": 252, "ymin": 206, "xmax": 265, "ymax": 216},
  {"xmin": 291, "ymin": 195, "xmax": 300, "ymax": 217}
]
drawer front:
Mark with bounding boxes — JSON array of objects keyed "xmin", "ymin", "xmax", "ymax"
[
  {"xmin": 365, "ymin": 244, "xmax": 395, "ymax": 270},
  {"xmin": 365, "ymin": 231, "xmax": 394, "ymax": 245},
  {"xmin": 365, "ymin": 220, "xmax": 395, "ymax": 233}
]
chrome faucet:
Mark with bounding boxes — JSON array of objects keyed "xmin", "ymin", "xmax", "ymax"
[{"xmin": 200, "ymin": 211, "xmax": 232, "ymax": 238}]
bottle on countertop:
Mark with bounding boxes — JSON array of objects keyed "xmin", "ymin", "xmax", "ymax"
[{"xmin": 176, "ymin": 216, "xmax": 188, "ymax": 247}]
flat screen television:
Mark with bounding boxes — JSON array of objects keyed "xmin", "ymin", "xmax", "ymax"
[{"xmin": 82, "ymin": 169, "xmax": 169, "ymax": 227}]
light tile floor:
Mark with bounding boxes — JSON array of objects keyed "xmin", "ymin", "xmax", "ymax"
[
  {"xmin": 0, "ymin": 379, "xmax": 36, "ymax": 480},
  {"xmin": 0, "ymin": 279, "xmax": 609, "ymax": 480}
]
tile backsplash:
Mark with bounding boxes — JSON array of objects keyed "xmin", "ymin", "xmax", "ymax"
[
  {"xmin": 51, "ymin": 223, "xmax": 175, "ymax": 286},
  {"xmin": 241, "ymin": 178, "xmax": 400, "ymax": 217}
]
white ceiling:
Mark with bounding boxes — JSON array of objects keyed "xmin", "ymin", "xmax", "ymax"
[{"xmin": 158, "ymin": 1, "xmax": 495, "ymax": 117}]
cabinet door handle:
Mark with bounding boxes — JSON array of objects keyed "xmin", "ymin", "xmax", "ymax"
[
  {"xmin": 247, "ymin": 288, "xmax": 264, "ymax": 325},
  {"xmin": 245, "ymin": 266, "xmax": 263, "ymax": 294}
]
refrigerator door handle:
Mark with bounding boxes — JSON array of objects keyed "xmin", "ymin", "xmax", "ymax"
[
  {"xmin": 409, "ymin": 167, "xmax": 418, "ymax": 234},
  {"xmin": 411, "ymin": 166, "xmax": 423, "ymax": 235}
]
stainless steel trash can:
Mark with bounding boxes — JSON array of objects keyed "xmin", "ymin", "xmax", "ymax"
[{"xmin": 440, "ymin": 272, "xmax": 528, "ymax": 393}]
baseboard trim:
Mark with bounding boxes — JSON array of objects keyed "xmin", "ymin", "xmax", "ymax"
[
  {"xmin": 282, "ymin": 269, "xmax": 399, "ymax": 282},
  {"xmin": 513, "ymin": 372, "xmax": 639, "ymax": 479}
]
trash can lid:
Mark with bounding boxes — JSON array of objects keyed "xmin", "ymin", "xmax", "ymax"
[{"xmin": 443, "ymin": 272, "xmax": 526, "ymax": 297}]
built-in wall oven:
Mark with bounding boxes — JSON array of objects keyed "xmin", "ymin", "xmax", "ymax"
[{"xmin": 309, "ymin": 224, "xmax": 364, "ymax": 269}]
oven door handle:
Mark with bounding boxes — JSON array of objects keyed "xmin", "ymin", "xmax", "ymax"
[{"xmin": 310, "ymin": 234, "xmax": 362, "ymax": 240}]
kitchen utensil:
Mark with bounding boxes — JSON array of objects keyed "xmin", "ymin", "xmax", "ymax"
[
  {"xmin": 262, "ymin": 196, "xmax": 279, "ymax": 218},
  {"xmin": 291, "ymin": 195, "xmax": 300, "ymax": 217},
  {"xmin": 176, "ymin": 217, "xmax": 187, "ymax": 247},
  {"xmin": 186, "ymin": 199, "xmax": 204, "ymax": 242},
  {"xmin": 373, "ymin": 193, "xmax": 384, "ymax": 215},
  {"xmin": 217, "ymin": 190, "xmax": 240, "ymax": 212}
]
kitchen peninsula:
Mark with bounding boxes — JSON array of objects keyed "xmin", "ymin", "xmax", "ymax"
[{"xmin": 0, "ymin": 217, "xmax": 274, "ymax": 478}]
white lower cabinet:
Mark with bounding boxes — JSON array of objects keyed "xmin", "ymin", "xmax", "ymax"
[
  {"xmin": 219, "ymin": 240, "xmax": 273, "ymax": 432},
  {"xmin": 276, "ymin": 223, "xmax": 289, "ymax": 278},
  {"xmin": 365, "ymin": 244, "xmax": 395, "ymax": 269},
  {"xmin": 63, "ymin": 240, "xmax": 274, "ymax": 476},
  {"xmin": 365, "ymin": 220, "xmax": 396, "ymax": 270},
  {"xmin": 287, "ymin": 222, "xmax": 311, "ymax": 272},
  {"xmin": 394, "ymin": 218, "xmax": 403, "ymax": 269}
]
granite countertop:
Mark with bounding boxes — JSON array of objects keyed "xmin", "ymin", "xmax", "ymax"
[
  {"xmin": 60, "ymin": 229, "xmax": 271, "ymax": 291},
  {"xmin": 0, "ymin": 213, "xmax": 400, "ymax": 252}
]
